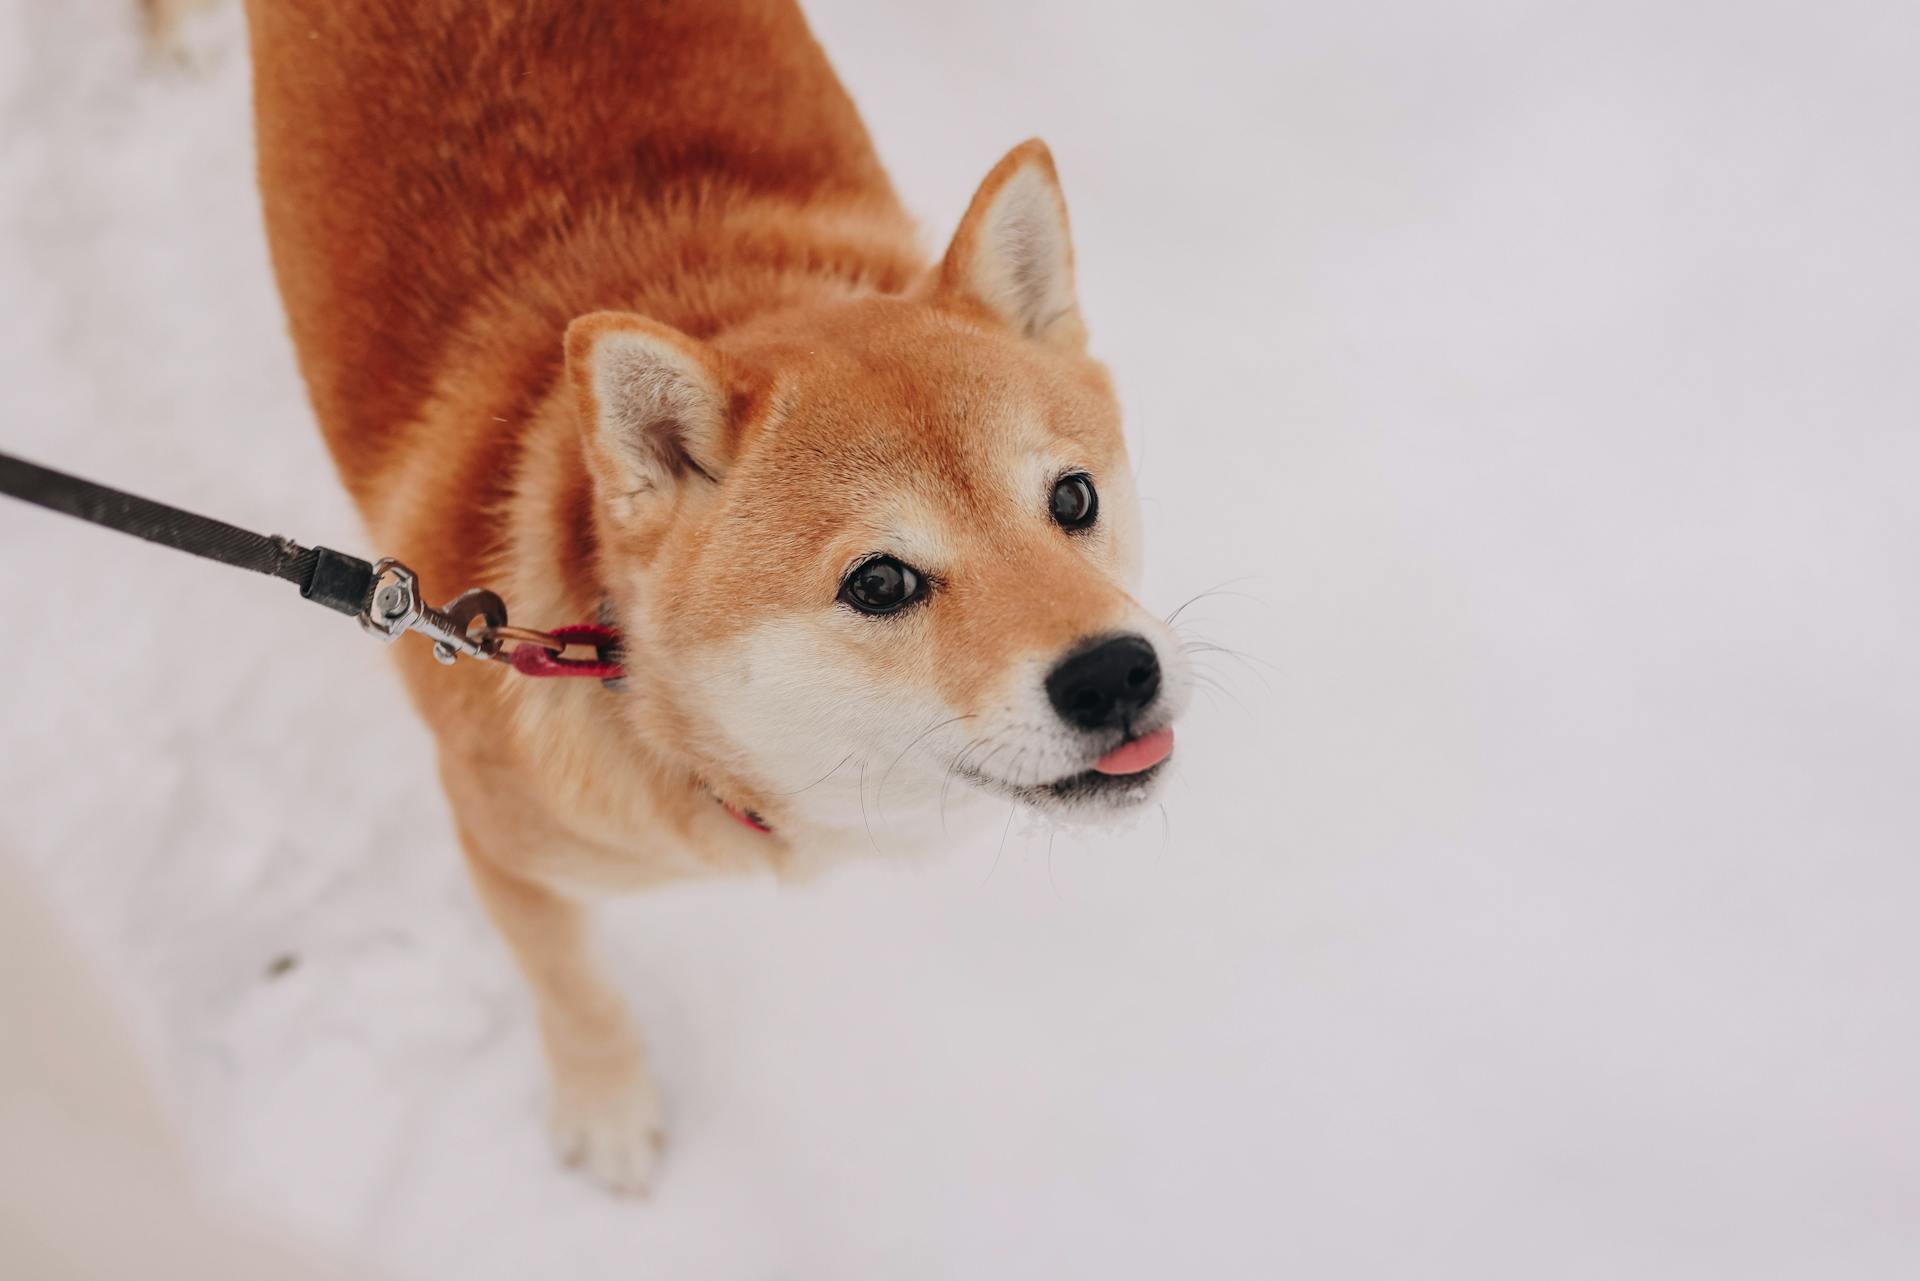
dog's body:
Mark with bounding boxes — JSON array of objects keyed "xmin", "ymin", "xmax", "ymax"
[{"xmin": 247, "ymin": 0, "xmax": 1188, "ymax": 1192}]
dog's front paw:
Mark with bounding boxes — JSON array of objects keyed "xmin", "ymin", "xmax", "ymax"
[{"xmin": 550, "ymin": 1070, "xmax": 663, "ymax": 1196}]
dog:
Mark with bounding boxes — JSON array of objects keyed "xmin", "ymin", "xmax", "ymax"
[{"xmin": 244, "ymin": 0, "xmax": 1191, "ymax": 1193}]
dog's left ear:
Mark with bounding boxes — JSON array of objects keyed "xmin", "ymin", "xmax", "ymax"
[{"xmin": 936, "ymin": 139, "xmax": 1085, "ymax": 349}]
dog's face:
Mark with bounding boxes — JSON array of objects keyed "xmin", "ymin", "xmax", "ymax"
[{"xmin": 567, "ymin": 143, "xmax": 1189, "ymax": 836}]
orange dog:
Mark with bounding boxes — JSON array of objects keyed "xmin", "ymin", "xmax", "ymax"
[{"xmin": 246, "ymin": 0, "xmax": 1190, "ymax": 1192}]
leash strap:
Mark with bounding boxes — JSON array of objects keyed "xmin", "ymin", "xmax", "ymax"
[
  {"xmin": 0, "ymin": 450, "xmax": 374, "ymax": 615},
  {"xmin": 0, "ymin": 449, "xmax": 622, "ymax": 678}
]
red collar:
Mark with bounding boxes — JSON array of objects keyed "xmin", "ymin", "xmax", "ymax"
[
  {"xmin": 506, "ymin": 622, "xmax": 625, "ymax": 679},
  {"xmin": 719, "ymin": 798, "xmax": 773, "ymax": 834},
  {"xmin": 507, "ymin": 622, "xmax": 769, "ymax": 834}
]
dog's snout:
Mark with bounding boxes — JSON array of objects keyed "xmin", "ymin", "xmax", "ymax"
[{"xmin": 1045, "ymin": 634, "xmax": 1162, "ymax": 731}]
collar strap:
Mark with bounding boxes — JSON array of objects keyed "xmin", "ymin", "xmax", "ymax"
[
  {"xmin": 720, "ymin": 798, "xmax": 773, "ymax": 834},
  {"xmin": 507, "ymin": 622, "xmax": 624, "ymax": 679}
]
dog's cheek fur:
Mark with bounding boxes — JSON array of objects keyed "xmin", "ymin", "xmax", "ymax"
[{"xmin": 679, "ymin": 613, "xmax": 989, "ymax": 836}]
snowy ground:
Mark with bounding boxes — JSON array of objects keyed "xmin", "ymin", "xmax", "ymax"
[{"xmin": 4, "ymin": 0, "xmax": 1919, "ymax": 1276}]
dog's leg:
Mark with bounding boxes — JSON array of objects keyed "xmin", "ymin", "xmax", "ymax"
[{"xmin": 460, "ymin": 840, "xmax": 662, "ymax": 1196}]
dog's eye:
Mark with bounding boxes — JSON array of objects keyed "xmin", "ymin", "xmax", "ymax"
[
  {"xmin": 840, "ymin": 555, "xmax": 924, "ymax": 615},
  {"xmin": 1050, "ymin": 472, "xmax": 1098, "ymax": 531}
]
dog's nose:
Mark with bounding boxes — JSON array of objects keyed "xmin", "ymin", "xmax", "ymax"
[{"xmin": 1045, "ymin": 634, "xmax": 1162, "ymax": 731}]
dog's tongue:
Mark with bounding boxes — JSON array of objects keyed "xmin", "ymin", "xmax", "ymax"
[{"xmin": 1092, "ymin": 727, "xmax": 1175, "ymax": 776}]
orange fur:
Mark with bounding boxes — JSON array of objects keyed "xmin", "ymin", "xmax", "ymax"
[{"xmin": 245, "ymin": 0, "xmax": 1179, "ymax": 1192}]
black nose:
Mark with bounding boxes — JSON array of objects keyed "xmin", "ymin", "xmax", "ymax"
[{"xmin": 1045, "ymin": 634, "xmax": 1162, "ymax": 731}]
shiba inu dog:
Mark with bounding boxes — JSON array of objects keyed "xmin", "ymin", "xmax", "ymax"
[{"xmin": 245, "ymin": 0, "xmax": 1190, "ymax": 1193}]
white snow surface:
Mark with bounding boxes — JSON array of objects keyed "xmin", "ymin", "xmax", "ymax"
[{"xmin": 4, "ymin": 1, "xmax": 1919, "ymax": 1276}]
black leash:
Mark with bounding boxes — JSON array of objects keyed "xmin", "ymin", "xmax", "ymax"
[
  {"xmin": 0, "ymin": 449, "xmax": 375, "ymax": 615},
  {"xmin": 0, "ymin": 449, "xmax": 622, "ymax": 677}
]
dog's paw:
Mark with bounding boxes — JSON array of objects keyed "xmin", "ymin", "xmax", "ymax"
[{"xmin": 549, "ymin": 1073, "xmax": 664, "ymax": 1197}]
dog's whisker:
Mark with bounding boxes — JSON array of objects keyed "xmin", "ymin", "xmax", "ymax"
[
  {"xmin": 1163, "ymin": 577, "xmax": 1265, "ymax": 627},
  {"xmin": 1178, "ymin": 638, "xmax": 1280, "ymax": 675},
  {"xmin": 1186, "ymin": 681, "xmax": 1230, "ymax": 709},
  {"xmin": 857, "ymin": 757, "xmax": 882, "ymax": 857},
  {"xmin": 876, "ymin": 713, "xmax": 975, "ymax": 815},
  {"xmin": 1045, "ymin": 823, "xmax": 1061, "ymax": 900},
  {"xmin": 1185, "ymin": 660, "xmax": 1262, "ymax": 711},
  {"xmin": 940, "ymin": 737, "xmax": 993, "ymax": 833},
  {"xmin": 936, "ymin": 735, "xmax": 989, "ymax": 834},
  {"xmin": 981, "ymin": 803, "xmax": 1019, "ymax": 887},
  {"xmin": 768, "ymin": 751, "xmax": 856, "ymax": 799},
  {"xmin": 1005, "ymin": 746, "xmax": 1030, "ymax": 791},
  {"xmin": 942, "ymin": 733, "xmax": 1013, "ymax": 833},
  {"xmin": 1185, "ymin": 663, "xmax": 1243, "ymax": 698},
  {"xmin": 1171, "ymin": 626, "xmax": 1276, "ymax": 696}
]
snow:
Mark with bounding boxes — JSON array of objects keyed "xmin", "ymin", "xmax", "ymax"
[{"xmin": 3, "ymin": 0, "xmax": 1919, "ymax": 1276}]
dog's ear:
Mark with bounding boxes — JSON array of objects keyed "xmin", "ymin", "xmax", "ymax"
[
  {"xmin": 565, "ymin": 312, "xmax": 731, "ymax": 508},
  {"xmin": 935, "ymin": 139, "xmax": 1084, "ymax": 349}
]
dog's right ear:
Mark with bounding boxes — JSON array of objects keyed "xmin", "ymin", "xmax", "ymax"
[{"xmin": 565, "ymin": 312, "xmax": 731, "ymax": 513}]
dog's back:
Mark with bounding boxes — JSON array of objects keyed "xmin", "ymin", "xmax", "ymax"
[{"xmin": 246, "ymin": 0, "xmax": 914, "ymax": 513}]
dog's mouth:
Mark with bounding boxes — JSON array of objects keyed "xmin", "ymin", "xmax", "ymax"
[{"xmin": 960, "ymin": 726, "xmax": 1176, "ymax": 811}]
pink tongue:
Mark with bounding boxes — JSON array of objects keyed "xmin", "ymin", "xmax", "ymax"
[{"xmin": 1092, "ymin": 727, "xmax": 1175, "ymax": 776}]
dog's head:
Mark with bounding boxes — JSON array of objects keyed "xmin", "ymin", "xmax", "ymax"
[{"xmin": 566, "ymin": 142, "xmax": 1190, "ymax": 837}]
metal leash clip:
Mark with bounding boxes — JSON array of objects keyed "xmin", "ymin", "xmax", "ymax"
[
  {"xmin": 357, "ymin": 558, "xmax": 599, "ymax": 673},
  {"xmin": 359, "ymin": 558, "xmax": 512, "ymax": 666}
]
